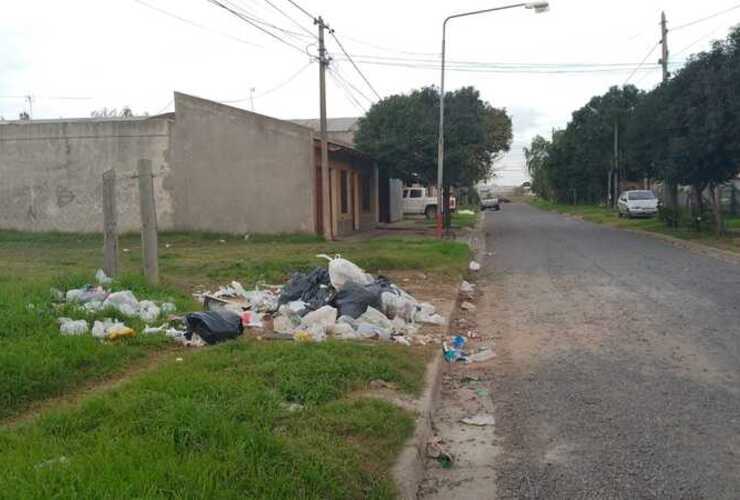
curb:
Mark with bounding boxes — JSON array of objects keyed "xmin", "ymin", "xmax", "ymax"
[
  {"xmin": 392, "ymin": 219, "xmax": 485, "ymax": 499},
  {"xmin": 392, "ymin": 353, "xmax": 447, "ymax": 500}
]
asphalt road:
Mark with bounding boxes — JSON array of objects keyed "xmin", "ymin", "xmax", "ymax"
[{"xmin": 483, "ymin": 203, "xmax": 740, "ymax": 499}]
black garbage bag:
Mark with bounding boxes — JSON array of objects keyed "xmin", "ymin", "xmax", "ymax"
[
  {"xmin": 335, "ymin": 282, "xmax": 384, "ymax": 319},
  {"xmin": 279, "ymin": 267, "xmax": 333, "ymax": 311},
  {"xmin": 185, "ymin": 311, "xmax": 243, "ymax": 345}
]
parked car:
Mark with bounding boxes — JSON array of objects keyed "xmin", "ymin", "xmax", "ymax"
[
  {"xmin": 617, "ymin": 190, "xmax": 659, "ymax": 218},
  {"xmin": 402, "ymin": 186, "xmax": 456, "ymax": 219},
  {"xmin": 480, "ymin": 196, "xmax": 501, "ymax": 211}
]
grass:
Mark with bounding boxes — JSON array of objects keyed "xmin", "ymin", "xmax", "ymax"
[
  {"xmin": 0, "ymin": 229, "xmax": 468, "ymax": 496},
  {"xmin": 0, "ymin": 340, "xmax": 425, "ymax": 498},
  {"xmin": 529, "ymin": 198, "xmax": 740, "ymax": 254}
]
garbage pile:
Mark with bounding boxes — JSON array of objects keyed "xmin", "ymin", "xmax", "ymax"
[
  {"xmin": 54, "ymin": 270, "xmax": 180, "ymax": 342},
  {"xmin": 197, "ymin": 255, "xmax": 447, "ymax": 345}
]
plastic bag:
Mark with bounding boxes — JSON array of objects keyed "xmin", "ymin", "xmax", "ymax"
[
  {"xmin": 381, "ymin": 292, "xmax": 418, "ymax": 321},
  {"xmin": 279, "ymin": 268, "xmax": 333, "ymax": 310},
  {"xmin": 358, "ymin": 306, "xmax": 393, "ymax": 331},
  {"xmin": 300, "ymin": 305, "xmax": 337, "ymax": 329},
  {"xmin": 244, "ymin": 290, "xmax": 279, "ymax": 312},
  {"xmin": 185, "ymin": 311, "xmax": 243, "ymax": 345},
  {"xmin": 58, "ymin": 318, "xmax": 89, "ymax": 336},
  {"xmin": 160, "ymin": 302, "xmax": 177, "ymax": 315},
  {"xmin": 469, "ymin": 261, "xmax": 481, "ymax": 272},
  {"xmin": 95, "ymin": 269, "xmax": 112, "ymax": 286},
  {"xmin": 66, "ymin": 286, "xmax": 108, "ymax": 305},
  {"xmin": 317, "ymin": 255, "xmax": 373, "ymax": 290},
  {"xmin": 103, "ymin": 291, "xmax": 139, "ymax": 316},
  {"xmin": 92, "ymin": 318, "xmax": 133, "ymax": 340},
  {"xmin": 335, "ymin": 282, "xmax": 383, "ymax": 319},
  {"xmin": 137, "ymin": 300, "xmax": 161, "ymax": 322}
]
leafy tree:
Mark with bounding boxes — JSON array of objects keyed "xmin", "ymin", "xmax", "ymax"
[{"xmin": 355, "ymin": 86, "xmax": 512, "ymax": 192}]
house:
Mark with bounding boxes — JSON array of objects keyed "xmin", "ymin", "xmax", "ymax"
[
  {"xmin": 290, "ymin": 117, "xmax": 360, "ymax": 146},
  {"xmin": 0, "ymin": 93, "xmax": 378, "ymax": 238}
]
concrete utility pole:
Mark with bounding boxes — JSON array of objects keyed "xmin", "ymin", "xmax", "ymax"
[
  {"xmin": 659, "ymin": 11, "xmax": 678, "ymax": 219},
  {"xmin": 613, "ymin": 120, "xmax": 619, "ymax": 207},
  {"xmin": 316, "ymin": 16, "xmax": 333, "ymax": 240}
]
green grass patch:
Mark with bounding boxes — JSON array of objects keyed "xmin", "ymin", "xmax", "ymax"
[
  {"xmin": 0, "ymin": 340, "xmax": 424, "ymax": 498},
  {"xmin": 530, "ymin": 198, "xmax": 740, "ymax": 254},
  {"xmin": 0, "ymin": 230, "xmax": 467, "ymax": 418}
]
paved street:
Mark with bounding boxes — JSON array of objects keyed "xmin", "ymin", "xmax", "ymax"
[
  {"xmin": 422, "ymin": 203, "xmax": 740, "ymax": 499},
  {"xmin": 484, "ymin": 203, "xmax": 740, "ymax": 498}
]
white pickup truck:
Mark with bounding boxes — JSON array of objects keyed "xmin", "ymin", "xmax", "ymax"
[{"xmin": 402, "ymin": 186, "xmax": 456, "ymax": 219}]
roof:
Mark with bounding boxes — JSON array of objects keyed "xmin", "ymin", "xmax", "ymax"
[{"xmin": 289, "ymin": 117, "xmax": 360, "ymax": 133}]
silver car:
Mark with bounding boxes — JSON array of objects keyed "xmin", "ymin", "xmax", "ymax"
[{"xmin": 617, "ymin": 190, "xmax": 659, "ymax": 218}]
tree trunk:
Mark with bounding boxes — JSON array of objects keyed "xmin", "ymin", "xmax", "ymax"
[
  {"xmin": 443, "ymin": 184, "xmax": 451, "ymax": 230},
  {"xmin": 710, "ymin": 184, "xmax": 724, "ymax": 237}
]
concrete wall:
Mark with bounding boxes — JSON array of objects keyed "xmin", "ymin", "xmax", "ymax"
[
  {"xmin": 389, "ymin": 178, "xmax": 403, "ymax": 223},
  {"xmin": 170, "ymin": 93, "xmax": 315, "ymax": 234},
  {"xmin": 0, "ymin": 118, "xmax": 173, "ymax": 232}
]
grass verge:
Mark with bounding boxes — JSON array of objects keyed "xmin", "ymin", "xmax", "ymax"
[
  {"xmin": 529, "ymin": 199, "xmax": 740, "ymax": 255},
  {"xmin": 0, "ymin": 340, "xmax": 426, "ymax": 498}
]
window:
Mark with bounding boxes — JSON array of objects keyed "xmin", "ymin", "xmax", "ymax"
[
  {"xmin": 340, "ymin": 170, "xmax": 349, "ymax": 214},
  {"xmin": 362, "ymin": 175, "xmax": 372, "ymax": 212},
  {"xmin": 628, "ymin": 191, "xmax": 656, "ymax": 201},
  {"xmin": 409, "ymin": 189, "xmax": 423, "ymax": 199},
  {"xmin": 403, "ymin": 190, "xmax": 409, "ymax": 199}
]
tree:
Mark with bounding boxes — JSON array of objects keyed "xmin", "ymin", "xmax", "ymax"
[
  {"xmin": 91, "ymin": 106, "xmax": 134, "ymax": 118},
  {"xmin": 524, "ymin": 135, "xmax": 551, "ymax": 199},
  {"xmin": 355, "ymin": 86, "xmax": 512, "ymax": 191}
]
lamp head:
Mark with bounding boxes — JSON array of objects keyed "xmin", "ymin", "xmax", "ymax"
[{"xmin": 525, "ymin": 1, "xmax": 550, "ymax": 13}]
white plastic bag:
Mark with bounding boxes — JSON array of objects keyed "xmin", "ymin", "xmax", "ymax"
[
  {"xmin": 469, "ymin": 261, "xmax": 481, "ymax": 272},
  {"xmin": 58, "ymin": 318, "xmax": 89, "ymax": 336},
  {"xmin": 381, "ymin": 292, "xmax": 418, "ymax": 322},
  {"xmin": 300, "ymin": 305, "xmax": 337, "ymax": 329},
  {"xmin": 137, "ymin": 300, "xmax": 161, "ymax": 322},
  {"xmin": 103, "ymin": 291, "xmax": 139, "ymax": 316},
  {"xmin": 317, "ymin": 254, "xmax": 373, "ymax": 289},
  {"xmin": 359, "ymin": 306, "xmax": 393, "ymax": 331},
  {"xmin": 95, "ymin": 269, "xmax": 112, "ymax": 286}
]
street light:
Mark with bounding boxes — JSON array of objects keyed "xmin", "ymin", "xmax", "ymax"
[{"xmin": 436, "ymin": 1, "xmax": 550, "ymax": 237}]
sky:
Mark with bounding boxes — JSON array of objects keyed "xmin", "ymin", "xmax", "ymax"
[{"xmin": 1, "ymin": 0, "xmax": 739, "ymax": 186}]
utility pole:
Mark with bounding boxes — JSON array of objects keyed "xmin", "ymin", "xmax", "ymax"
[
  {"xmin": 659, "ymin": 11, "xmax": 678, "ymax": 220},
  {"xmin": 316, "ymin": 16, "xmax": 333, "ymax": 240},
  {"xmin": 249, "ymin": 87, "xmax": 256, "ymax": 111}
]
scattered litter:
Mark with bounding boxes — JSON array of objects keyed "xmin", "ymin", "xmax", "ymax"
[
  {"xmin": 176, "ymin": 357, "xmax": 183, "ymax": 362},
  {"xmin": 219, "ymin": 239, "xmax": 226, "ymax": 244},
  {"xmin": 143, "ymin": 326, "xmax": 164, "ymax": 335},
  {"xmin": 35, "ymin": 456, "xmax": 69, "ymax": 470},
  {"xmin": 427, "ymin": 437, "xmax": 454, "ymax": 468},
  {"xmin": 50, "ymin": 288, "xmax": 65, "ymax": 302},
  {"xmin": 452, "ymin": 335, "xmax": 466, "ymax": 349},
  {"xmin": 160, "ymin": 302, "xmax": 177, "ymax": 315},
  {"xmin": 281, "ymin": 402, "xmax": 304, "ymax": 412},
  {"xmin": 58, "ymin": 318, "xmax": 89, "ymax": 336},
  {"xmin": 66, "ymin": 286, "xmax": 107, "ymax": 305},
  {"xmin": 240, "ymin": 311, "xmax": 264, "ymax": 328},
  {"xmin": 95, "ymin": 269, "xmax": 112, "ymax": 286},
  {"xmin": 458, "ymin": 209, "xmax": 475, "ymax": 215},
  {"xmin": 461, "ymin": 301, "xmax": 477, "ymax": 312},
  {"xmin": 185, "ymin": 311, "xmax": 243, "ymax": 345},
  {"xmin": 92, "ymin": 319, "xmax": 134, "ymax": 341},
  {"xmin": 122, "ymin": 248, "xmax": 130, "ymax": 253},
  {"xmin": 461, "ymin": 414, "xmax": 496, "ymax": 426},
  {"xmin": 460, "ymin": 280, "xmax": 475, "ymax": 294},
  {"xmin": 468, "ymin": 349, "xmax": 496, "ymax": 363},
  {"xmin": 102, "ymin": 290, "xmax": 139, "ymax": 317},
  {"xmin": 443, "ymin": 342, "xmax": 467, "ymax": 363},
  {"xmin": 138, "ymin": 300, "xmax": 161, "ymax": 322},
  {"xmin": 469, "ymin": 261, "xmax": 481, "ymax": 272},
  {"xmin": 300, "ymin": 305, "xmax": 337, "ymax": 330},
  {"xmin": 279, "ymin": 268, "xmax": 333, "ymax": 311}
]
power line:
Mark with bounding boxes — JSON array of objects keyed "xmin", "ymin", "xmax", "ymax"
[
  {"xmin": 331, "ymin": 64, "xmax": 374, "ymax": 104},
  {"xmin": 674, "ymin": 23, "xmax": 728, "ymax": 57},
  {"xmin": 222, "ymin": 61, "xmax": 314, "ymax": 103},
  {"xmin": 327, "ymin": 68, "xmax": 367, "ymax": 113},
  {"xmin": 671, "ymin": 2, "xmax": 740, "ymax": 32},
  {"xmin": 206, "ymin": 0, "xmax": 307, "ymax": 54},
  {"xmin": 220, "ymin": 0, "xmax": 312, "ymax": 40},
  {"xmin": 262, "ymin": 0, "xmax": 316, "ymax": 38},
  {"xmin": 330, "ymin": 32, "xmax": 382, "ymax": 100},
  {"xmin": 132, "ymin": 0, "xmax": 262, "ymax": 48},
  {"xmin": 624, "ymin": 41, "xmax": 661, "ymax": 85},
  {"xmin": 284, "ymin": 0, "xmax": 315, "ymax": 21}
]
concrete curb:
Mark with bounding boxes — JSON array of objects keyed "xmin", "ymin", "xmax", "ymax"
[
  {"xmin": 392, "ymin": 217, "xmax": 485, "ymax": 499},
  {"xmin": 392, "ymin": 353, "xmax": 447, "ymax": 500}
]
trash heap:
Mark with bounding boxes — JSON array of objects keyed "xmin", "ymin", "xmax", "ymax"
[
  {"xmin": 55, "ymin": 270, "xmax": 180, "ymax": 342},
  {"xmin": 198, "ymin": 255, "xmax": 447, "ymax": 345}
]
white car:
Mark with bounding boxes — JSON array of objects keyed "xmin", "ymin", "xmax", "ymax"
[
  {"xmin": 617, "ymin": 190, "xmax": 659, "ymax": 218},
  {"xmin": 402, "ymin": 186, "xmax": 456, "ymax": 219},
  {"xmin": 480, "ymin": 196, "xmax": 500, "ymax": 211}
]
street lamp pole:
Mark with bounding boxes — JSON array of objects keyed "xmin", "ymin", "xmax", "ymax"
[{"xmin": 436, "ymin": 1, "xmax": 550, "ymax": 237}]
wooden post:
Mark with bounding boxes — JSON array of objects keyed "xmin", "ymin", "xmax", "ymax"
[
  {"xmin": 137, "ymin": 159, "xmax": 159, "ymax": 285},
  {"xmin": 102, "ymin": 169, "xmax": 119, "ymax": 277}
]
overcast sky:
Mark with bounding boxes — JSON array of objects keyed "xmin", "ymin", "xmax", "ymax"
[{"xmin": 2, "ymin": 0, "xmax": 739, "ymax": 185}]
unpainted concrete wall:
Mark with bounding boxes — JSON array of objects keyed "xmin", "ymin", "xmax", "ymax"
[
  {"xmin": 0, "ymin": 119, "xmax": 174, "ymax": 232},
  {"xmin": 170, "ymin": 93, "xmax": 315, "ymax": 234}
]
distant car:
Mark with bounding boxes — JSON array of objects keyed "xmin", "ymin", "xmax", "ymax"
[
  {"xmin": 499, "ymin": 197, "xmax": 511, "ymax": 203},
  {"xmin": 480, "ymin": 196, "xmax": 500, "ymax": 211},
  {"xmin": 402, "ymin": 186, "xmax": 456, "ymax": 219},
  {"xmin": 617, "ymin": 190, "xmax": 659, "ymax": 218}
]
